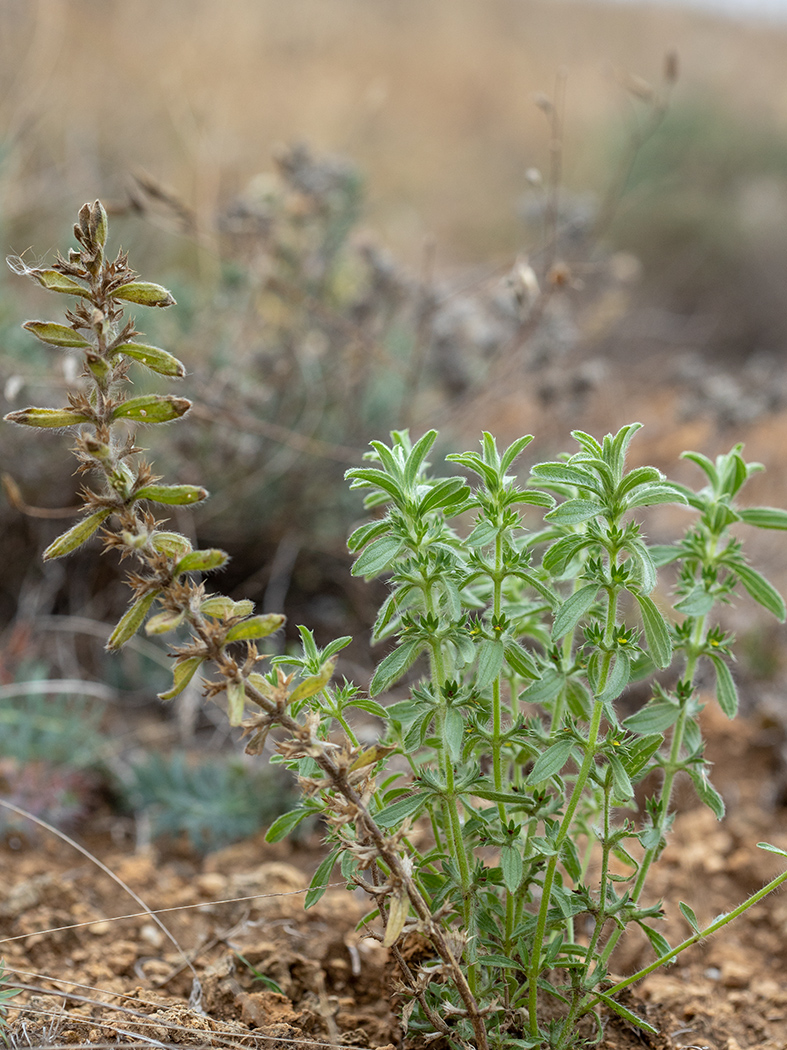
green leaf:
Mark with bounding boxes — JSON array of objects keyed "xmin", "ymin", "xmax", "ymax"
[
  {"xmin": 403, "ymin": 429, "xmax": 438, "ymax": 488},
  {"xmin": 370, "ymin": 640, "xmax": 422, "ymax": 696},
  {"xmin": 520, "ymin": 669, "xmax": 564, "ymax": 706},
  {"xmin": 134, "ymin": 483, "xmax": 208, "ymax": 506},
  {"xmin": 634, "ymin": 593, "xmax": 672, "ymax": 669},
  {"xmin": 627, "ymin": 539, "xmax": 657, "ymax": 594},
  {"xmin": 112, "ymin": 280, "xmax": 176, "ymax": 307},
  {"xmin": 346, "ymin": 696, "xmax": 388, "ymax": 719},
  {"xmin": 351, "ymin": 535, "xmax": 403, "ymax": 578},
  {"xmin": 621, "ymin": 734, "xmax": 662, "ymax": 779},
  {"xmin": 305, "ymin": 849, "xmax": 340, "ymax": 909},
  {"xmin": 23, "ymin": 320, "xmax": 91, "ymax": 348},
  {"xmin": 174, "ymin": 548, "xmax": 229, "ymax": 574},
  {"xmin": 419, "ymin": 477, "xmax": 469, "ymax": 514},
  {"xmin": 739, "ymin": 506, "xmax": 787, "ymax": 530},
  {"xmin": 565, "ymin": 678, "xmax": 592, "ymax": 720},
  {"xmin": 530, "ymin": 462, "xmax": 602, "ymax": 492},
  {"xmin": 374, "ymin": 791, "xmax": 426, "ymax": 828},
  {"xmin": 592, "ymin": 992, "xmax": 657, "ymax": 1035},
  {"xmin": 649, "ymin": 544, "xmax": 682, "ymax": 566},
  {"xmin": 111, "ymin": 394, "xmax": 191, "ymax": 423},
  {"xmin": 115, "ymin": 342, "xmax": 186, "ymax": 378},
  {"xmin": 545, "ymin": 499, "xmax": 606, "ymax": 526},
  {"xmin": 623, "ymin": 699, "xmax": 680, "ymax": 735},
  {"xmin": 504, "ymin": 641, "xmax": 538, "ymax": 680},
  {"xmin": 225, "ymin": 614, "xmax": 286, "ymax": 642},
  {"xmin": 106, "ymin": 591, "xmax": 159, "ymax": 650},
  {"xmin": 625, "ymin": 483, "xmax": 687, "ymax": 509},
  {"xmin": 686, "ymin": 765, "xmax": 725, "ymax": 819},
  {"xmin": 757, "ymin": 841, "xmax": 787, "ymax": 859},
  {"xmin": 464, "ymin": 518, "xmax": 499, "ymax": 548},
  {"xmin": 607, "ymin": 753, "xmax": 633, "ymax": 801},
  {"xmin": 500, "ymin": 434, "xmax": 534, "ymax": 474},
  {"xmin": 615, "ymin": 465, "xmax": 664, "ymax": 499},
  {"xmin": 322, "ymin": 635, "xmax": 353, "ymax": 661},
  {"xmin": 542, "ymin": 535, "xmax": 591, "ymax": 575},
  {"xmin": 444, "ymin": 706, "xmax": 465, "ymax": 761},
  {"xmin": 527, "ymin": 737, "xmax": 575, "ymax": 784},
  {"xmin": 476, "ymin": 638, "xmax": 505, "ymax": 692},
  {"xmin": 347, "ymin": 519, "xmax": 390, "ymax": 552},
  {"xmin": 639, "ymin": 924, "xmax": 671, "ymax": 959},
  {"xmin": 681, "ymin": 450, "xmax": 718, "ymax": 488},
  {"xmin": 157, "ymin": 655, "xmax": 204, "ymax": 700},
  {"xmin": 561, "ymin": 837, "xmax": 582, "ymax": 882},
  {"xmin": 553, "ymin": 583, "xmax": 599, "ymax": 640},
  {"xmin": 596, "ymin": 650, "xmax": 630, "ymax": 705},
  {"xmin": 708, "ymin": 654, "xmax": 738, "ymax": 718},
  {"xmin": 477, "ymin": 953, "xmax": 525, "ymax": 970},
  {"xmin": 345, "ymin": 467, "xmax": 402, "ymax": 502},
  {"xmin": 732, "ymin": 562, "xmax": 786, "ymax": 621},
  {"xmin": 679, "ymin": 902, "xmax": 700, "ymax": 933},
  {"xmin": 4, "ymin": 406, "xmax": 92, "ymax": 428},
  {"xmin": 42, "ymin": 508, "xmax": 112, "ymax": 560},
  {"xmin": 674, "ymin": 588, "xmax": 715, "ymax": 617},
  {"xmin": 500, "ymin": 844, "xmax": 523, "ymax": 893}
]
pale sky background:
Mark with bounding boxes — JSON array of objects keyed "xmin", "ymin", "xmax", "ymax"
[{"xmin": 609, "ymin": 0, "xmax": 787, "ymax": 19}]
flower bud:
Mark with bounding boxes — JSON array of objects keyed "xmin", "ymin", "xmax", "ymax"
[
  {"xmin": 86, "ymin": 353, "xmax": 113, "ymax": 387},
  {"xmin": 112, "ymin": 281, "xmax": 176, "ymax": 308},
  {"xmin": 43, "ymin": 508, "xmax": 112, "ymax": 560},
  {"xmin": 106, "ymin": 591, "xmax": 159, "ymax": 650},
  {"xmin": 145, "ymin": 608, "xmax": 186, "ymax": 635},
  {"xmin": 174, "ymin": 548, "xmax": 229, "ymax": 574},
  {"xmin": 89, "ymin": 200, "xmax": 108, "ymax": 249},
  {"xmin": 23, "ymin": 321, "xmax": 90, "ymax": 348},
  {"xmin": 151, "ymin": 531, "xmax": 193, "ymax": 558},
  {"xmin": 134, "ymin": 483, "xmax": 208, "ymax": 506},
  {"xmin": 120, "ymin": 529, "xmax": 150, "ymax": 550},
  {"xmin": 111, "ymin": 395, "xmax": 191, "ymax": 423},
  {"xmin": 32, "ymin": 270, "xmax": 90, "ymax": 297},
  {"xmin": 114, "ymin": 342, "xmax": 186, "ymax": 378},
  {"xmin": 224, "ymin": 614, "xmax": 285, "ymax": 642},
  {"xmin": 200, "ymin": 595, "xmax": 236, "ymax": 620},
  {"xmin": 4, "ymin": 406, "xmax": 93, "ymax": 428}
]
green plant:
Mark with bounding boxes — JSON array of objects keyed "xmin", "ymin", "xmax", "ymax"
[
  {"xmin": 0, "ymin": 960, "xmax": 20, "ymax": 1046},
  {"xmin": 6, "ymin": 203, "xmax": 787, "ymax": 1050},
  {"xmin": 0, "ymin": 683, "xmax": 107, "ymax": 838},
  {"xmin": 125, "ymin": 750, "xmax": 296, "ymax": 854}
]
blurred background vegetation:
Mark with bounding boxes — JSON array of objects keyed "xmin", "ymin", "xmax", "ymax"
[{"xmin": 2, "ymin": 0, "xmax": 787, "ymax": 843}]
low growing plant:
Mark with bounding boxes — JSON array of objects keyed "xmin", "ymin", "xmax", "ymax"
[
  {"xmin": 125, "ymin": 750, "xmax": 297, "ymax": 854},
  {"xmin": 6, "ymin": 202, "xmax": 787, "ymax": 1050}
]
